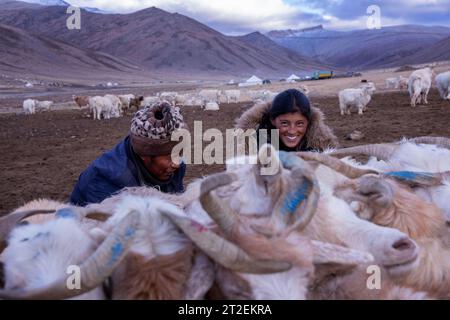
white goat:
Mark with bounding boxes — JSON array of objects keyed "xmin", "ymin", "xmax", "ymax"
[
  {"xmin": 22, "ymin": 99, "xmax": 36, "ymax": 115},
  {"xmin": 204, "ymin": 102, "xmax": 220, "ymax": 111},
  {"xmin": 158, "ymin": 92, "xmax": 177, "ymax": 105},
  {"xmin": 1, "ymin": 217, "xmax": 106, "ymax": 299},
  {"xmin": 118, "ymin": 94, "xmax": 135, "ymax": 112},
  {"xmin": 223, "ymin": 90, "xmax": 240, "ymax": 104},
  {"xmin": 339, "ymin": 82, "xmax": 376, "ymax": 115},
  {"xmin": 104, "ymin": 95, "xmax": 122, "ymax": 117},
  {"xmin": 88, "ymin": 96, "xmax": 117, "ymax": 120},
  {"xmin": 329, "ymin": 136, "xmax": 450, "ymax": 223},
  {"xmin": 36, "ymin": 100, "xmax": 53, "ymax": 111},
  {"xmin": 408, "ymin": 67, "xmax": 433, "ymax": 107},
  {"xmin": 386, "ymin": 77, "xmax": 400, "ymax": 89},
  {"xmin": 435, "ymin": 71, "xmax": 450, "ymax": 100},
  {"xmin": 198, "ymin": 89, "xmax": 221, "ymax": 107},
  {"xmin": 142, "ymin": 96, "xmax": 160, "ymax": 107}
]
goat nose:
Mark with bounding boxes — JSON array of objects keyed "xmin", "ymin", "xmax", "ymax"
[{"xmin": 392, "ymin": 237, "xmax": 414, "ymax": 251}]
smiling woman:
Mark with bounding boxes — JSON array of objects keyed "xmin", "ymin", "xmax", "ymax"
[
  {"xmin": 236, "ymin": 88, "xmax": 339, "ymax": 152},
  {"xmin": 267, "ymin": 90, "xmax": 312, "ymax": 150}
]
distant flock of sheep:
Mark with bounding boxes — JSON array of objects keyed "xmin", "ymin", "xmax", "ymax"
[
  {"xmin": 21, "ymin": 68, "xmax": 450, "ymax": 119},
  {"xmin": 21, "ymin": 85, "xmax": 310, "ymax": 120}
]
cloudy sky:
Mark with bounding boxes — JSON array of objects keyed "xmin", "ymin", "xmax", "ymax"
[{"xmin": 67, "ymin": 0, "xmax": 450, "ymax": 34}]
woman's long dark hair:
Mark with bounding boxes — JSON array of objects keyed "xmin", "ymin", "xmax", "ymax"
[{"xmin": 258, "ymin": 89, "xmax": 312, "ymax": 151}]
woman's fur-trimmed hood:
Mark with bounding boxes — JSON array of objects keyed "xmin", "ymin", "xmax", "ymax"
[{"xmin": 235, "ymin": 101, "xmax": 339, "ymax": 151}]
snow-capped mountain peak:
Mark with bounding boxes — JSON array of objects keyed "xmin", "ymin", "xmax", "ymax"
[
  {"xmin": 20, "ymin": 0, "xmax": 70, "ymax": 6},
  {"xmin": 15, "ymin": 0, "xmax": 110, "ymax": 13}
]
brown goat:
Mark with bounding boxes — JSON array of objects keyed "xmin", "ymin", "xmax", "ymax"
[
  {"xmin": 73, "ymin": 95, "xmax": 89, "ymax": 108},
  {"xmin": 335, "ymin": 176, "xmax": 450, "ymax": 298},
  {"xmin": 129, "ymin": 96, "xmax": 144, "ymax": 112},
  {"xmin": 111, "ymin": 246, "xmax": 194, "ymax": 299}
]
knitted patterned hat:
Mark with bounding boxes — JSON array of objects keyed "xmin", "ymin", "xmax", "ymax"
[{"xmin": 130, "ymin": 101, "xmax": 186, "ymax": 156}]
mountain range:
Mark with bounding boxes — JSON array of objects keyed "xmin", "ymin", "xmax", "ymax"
[
  {"xmin": 0, "ymin": 0, "xmax": 449, "ymax": 80},
  {"xmin": 0, "ymin": 1, "xmax": 324, "ymax": 78},
  {"xmin": 267, "ymin": 24, "xmax": 450, "ymax": 70},
  {"xmin": 0, "ymin": 23, "xmax": 139, "ymax": 79}
]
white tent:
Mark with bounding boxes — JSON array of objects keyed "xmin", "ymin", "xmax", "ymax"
[
  {"xmin": 286, "ymin": 74, "xmax": 300, "ymax": 83},
  {"xmin": 238, "ymin": 75, "xmax": 263, "ymax": 87}
]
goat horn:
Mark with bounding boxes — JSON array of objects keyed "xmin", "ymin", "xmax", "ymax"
[
  {"xmin": 199, "ymin": 172, "xmax": 239, "ymax": 236},
  {"xmin": 409, "ymin": 136, "xmax": 450, "ymax": 149},
  {"xmin": 276, "ymin": 152, "xmax": 320, "ymax": 233},
  {"xmin": 330, "ymin": 144, "xmax": 398, "ymax": 160},
  {"xmin": 198, "ymin": 171, "xmax": 292, "ymax": 274},
  {"xmin": 297, "ymin": 152, "xmax": 379, "ymax": 178},
  {"xmin": 81, "ymin": 203, "xmax": 116, "ymax": 222},
  {"xmin": 0, "ymin": 210, "xmax": 139, "ymax": 300},
  {"xmin": 383, "ymin": 171, "xmax": 450, "ymax": 187},
  {"xmin": 311, "ymin": 240, "xmax": 374, "ymax": 265},
  {"xmin": 161, "ymin": 209, "xmax": 292, "ymax": 274},
  {"xmin": 0, "ymin": 209, "xmax": 55, "ymax": 252}
]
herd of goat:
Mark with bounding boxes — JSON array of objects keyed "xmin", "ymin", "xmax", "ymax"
[
  {"xmin": 21, "ymin": 67, "xmax": 450, "ymax": 119},
  {"xmin": 0, "ymin": 136, "xmax": 449, "ymax": 300}
]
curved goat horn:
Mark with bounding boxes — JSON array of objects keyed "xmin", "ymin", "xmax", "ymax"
[
  {"xmin": 199, "ymin": 172, "xmax": 239, "ymax": 236},
  {"xmin": 0, "ymin": 209, "xmax": 55, "ymax": 252},
  {"xmin": 383, "ymin": 170, "xmax": 450, "ymax": 187},
  {"xmin": 297, "ymin": 152, "xmax": 379, "ymax": 178},
  {"xmin": 197, "ymin": 171, "xmax": 292, "ymax": 274},
  {"xmin": 1, "ymin": 205, "xmax": 113, "ymax": 254},
  {"xmin": 161, "ymin": 208, "xmax": 292, "ymax": 274},
  {"xmin": 0, "ymin": 210, "xmax": 140, "ymax": 300},
  {"xmin": 409, "ymin": 136, "xmax": 450, "ymax": 149},
  {"xmin": 330, "ymin": 143, "xmax": 398, "ymax": 160},
  {"xmin": 275, "ymin": 152, "xmax": 320, "ymax": 234}
]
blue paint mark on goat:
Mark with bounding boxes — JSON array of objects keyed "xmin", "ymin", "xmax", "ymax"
[
  {"xmin": 385, "ymin": 171, "xmax": 420, "ymax": 180},
  {"xmin": 281, "ymin": 180, "xmax": 310, "ymax": 215},
  {"xmin": 106, "ymin": 224, "xmax": 136, "ymax": 267},
  {"xmin": 55, "ymin": 208, "xmax": 77, "ymax": 219},
  {"xmin": 108, "ymin": 239, "xmax": 124, "ymax": 267},
  {"xmin": 385, "ymin": 171, "xmax": 435, "ymax": 182},
  {"xmin": 279, "ymin": 152, "xmax": 300, "ymax": 169},
  {"xmin": 124, "ymin": 227, "xmax": 135, "ymax": 239}
]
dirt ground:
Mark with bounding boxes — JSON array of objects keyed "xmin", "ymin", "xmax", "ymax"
[{"xmin": 0, "ymin": 88, "xmax": 449, "ymax": 214}]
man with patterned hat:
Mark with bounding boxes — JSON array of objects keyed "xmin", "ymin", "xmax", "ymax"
[{"xmin": 70, "ymin": 101, "xmax": 186, "ymax": 206}]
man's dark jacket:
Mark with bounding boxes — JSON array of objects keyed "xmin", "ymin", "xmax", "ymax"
[{"xmin": 70, "ymin": 136, "xmax": 185, "ymax": 206}]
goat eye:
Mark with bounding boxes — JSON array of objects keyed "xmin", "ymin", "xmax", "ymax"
[{"xmin": 360, "ymin": 190, "xmax": 377, "ymax": 197}]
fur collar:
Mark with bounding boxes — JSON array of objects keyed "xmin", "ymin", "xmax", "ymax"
[{"xmin": 235, "ymin": 101, "xmax": 339, "ymax": 151}]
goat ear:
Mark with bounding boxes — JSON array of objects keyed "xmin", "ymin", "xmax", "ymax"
[{"xmin": 358, "ymin": 177, "xmax": 394, "ymax": 208}]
